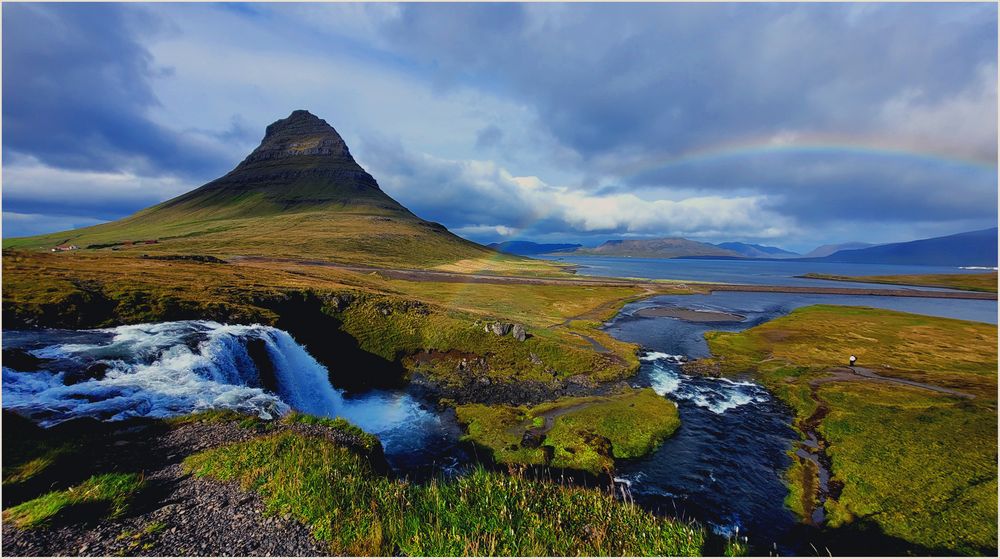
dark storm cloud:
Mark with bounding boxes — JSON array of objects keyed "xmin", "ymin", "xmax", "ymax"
[
  {"xmin": 625, "ymin": 152, "xmax": 998, "ymax": 224},
  {"xmin": 1, "ymin": 3, "xmax": 227, "ymax": 178},
  {"xmin": 369, "ymin": 2, "xmax": 997, "ymax": 237},
  {"xmin": 380, "ymin": 3, "xmax": 997, "ymax": 162}
]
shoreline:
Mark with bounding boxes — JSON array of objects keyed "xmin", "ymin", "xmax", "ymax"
[
  {"xmin": 705, "ymin": 283, "xmax": 996, "ymax": 300},
  {"xmin": 233, "ymin": 256, "xmax": 998, "ymax": 301}
]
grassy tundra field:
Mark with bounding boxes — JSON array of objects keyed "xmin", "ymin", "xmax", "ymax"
[
  {"xmin": 696, "ymin": 305, "xmax": 997, "ymax": 554},
  {"xmin": 1, "ymin": 249, "xmax": 697, "ymax": 391}
]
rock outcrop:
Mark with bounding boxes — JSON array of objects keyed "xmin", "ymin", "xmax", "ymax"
[{"xmin": 485, "ymin": 321, "xmax": 527, "ymax": 341}]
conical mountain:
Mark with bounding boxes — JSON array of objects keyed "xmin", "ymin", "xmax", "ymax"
[
  {"xmin": 6, "ymin": 111, "xmax": 495, "ymax": 267},
  {"xmin": 155, "ymin": 110, "xmax": 411, "ymax": 217}
]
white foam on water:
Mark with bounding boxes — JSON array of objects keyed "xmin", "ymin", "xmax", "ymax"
[
  {"xmin": 646, "ymin": 356, "xmax": 769, "ymax": 414},
  {"xmin": 640, "ymin": 351, "xmax": 686, "ymax": 363},
  {"xmin": 3, "ymin": 322, "xmax": 301, "ymax": 425},
  {"xmin": 650, "ymin": 363, "xmax": 683, "ymax": 395}
]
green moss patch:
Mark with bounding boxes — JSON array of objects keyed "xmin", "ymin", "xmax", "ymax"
[
  {"xmin": 701, "ymin": 305, "xmax": 998, "ymax": 555},
  {"xmin": 456, "ymin": 388, "xmax": 680, "ymax": 474},
  {"xmin": 183, "ymin": 431, "xmax": 704, "ymax": 556}
]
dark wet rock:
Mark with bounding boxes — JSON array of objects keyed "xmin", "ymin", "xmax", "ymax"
[
  {"xmin": 64, "ymin": 362, "xmax": 112, "ymax": 385},
  {"xmin": 323, "ymin": 292, "xmax": 355, "ymax": 312},
  {"xmin": 244, "ymin": 338, "xmax": 278, "ymax": 393},
  {"xmin": 139, "ymin": 255, "xmax": 227, "ymax": 264},
  {"xmin": 2, "ymin": 349, "xmax": 50, "ymax": 372},
  {"xmin": 521, "ymin": 429, "xmax": 544, "ymax": 449}
]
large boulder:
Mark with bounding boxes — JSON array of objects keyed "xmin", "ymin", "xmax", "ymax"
[
  {"xmin": 63, "ymin": 362, "xmax": 111, "ymax": 385},
  {"xmin": 486, "ymin": 321, "xmax": 527, "ymax": 341},
  {"xmin": 490, "ymin": 322, "xmax": 513, "ymax": 336},
  {"xmin": 2, "ymin": 349, "xmax": 50, "ymax": 372},
  {"xmin": 521, "ymin": 428, "xmax": 545, "ymax": 449},
  {"xmin": 512, "ymin": 324, "xmax": 527, "ymax": 342}
]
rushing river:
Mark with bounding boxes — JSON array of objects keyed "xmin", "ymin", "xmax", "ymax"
[
  {"xmin": 3, "ymin": 259, "xmax": 996, "ymax": 553},
  {"xmin": 1, "ymin": 321, "xmax": 465, "ymax": 476}
]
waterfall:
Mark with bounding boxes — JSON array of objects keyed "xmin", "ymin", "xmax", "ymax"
[{"xmin": 2, "ymin": 321, "xmax": 344, "ymax": 426}]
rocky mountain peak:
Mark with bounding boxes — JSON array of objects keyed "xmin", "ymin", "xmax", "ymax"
[{"xmin": 237, "ymin": 109, "xmax": 354, "ymax": 167}]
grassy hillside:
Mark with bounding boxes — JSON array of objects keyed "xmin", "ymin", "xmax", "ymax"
[
  {"xmin": 185, "ymin": 426, "xmax": 705, "ymax": 556},
  {"xmin": 2, "ymin": 110, "xmax": 541, "ymax": 271},
  {"xmin": 2, "ymin": 209, "xmax": 531, "ymax": 270},
  {"xmin": 697, "ymin": 305, "xmax": 997, "ymax": 554},
  {"xmin": 801, "ymin": 271, "xmax": 998, "ymax": 293}
]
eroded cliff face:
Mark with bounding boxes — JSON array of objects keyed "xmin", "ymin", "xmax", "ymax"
[
  {"xmin": 242, "ymin": 109, "xmax": 356, "ymax": 164},
  {"xmin": 157, "ymin": 109, "xmax": 403, "ymax": 214}
]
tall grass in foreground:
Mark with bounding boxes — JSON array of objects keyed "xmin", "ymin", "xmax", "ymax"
[
  {"xmin": 3, "ymin": 473, "xmax": 145, "ymax": 528},
  {"xmin": 184, "ymin": 431, "xmax": 704, "ymax": 556}
]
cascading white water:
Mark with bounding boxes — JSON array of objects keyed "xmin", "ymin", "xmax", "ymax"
[
  {"xmin": 2, "ymin": 321, "xmax": 344, "ymax": 426},
  {"xmin": 3, "ymin": 321, "xmax": 458, "ymax": 466},
  {"xmin": 641, "ymin": 351, "xmax": 770, "ymax": 414}
]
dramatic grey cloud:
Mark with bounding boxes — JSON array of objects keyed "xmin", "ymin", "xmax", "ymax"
[
  {"xmin": 1, "ymin": 2, "xmax": 996, "ymax": 251},
  {"xmin": 1, "ymin": 3, "xmax": 236, "ymax": 177}
]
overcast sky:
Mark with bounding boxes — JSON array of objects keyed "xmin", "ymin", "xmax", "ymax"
[{"xmin": 3, "ymin": 2, "xmax": 997, "ymax": 252}]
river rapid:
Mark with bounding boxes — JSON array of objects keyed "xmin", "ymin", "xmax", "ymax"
[{"xmin": 3, "ymin": 264, "xmax": 996, "ymax": 553}]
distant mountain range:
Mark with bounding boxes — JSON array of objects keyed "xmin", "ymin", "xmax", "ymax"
[
  {"xmin": 714, "ymin": 242, "xmax": 799, "ymax": 259},
  {"xmin": 494, "ymin": 228, "xmax": 998, "ymax": 267},
  {"xmin": 573, "ymin": 238, "xmax": 740, "ymax": 259},
  {"xmin": 803, "ymin": 242, "xmax": 876, "ymax": 258},
  {"xmin": 815, "ymin": 228, "xmax": 998, "ymax": 267},
  {"xmin": 488, "ymin": 241, "xmax": 581, "ymax": 256}
]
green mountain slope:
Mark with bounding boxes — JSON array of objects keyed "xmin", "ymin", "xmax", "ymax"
[{"xmin": 4, "ymin": 110, "xmax": 501, "ymax": 268}]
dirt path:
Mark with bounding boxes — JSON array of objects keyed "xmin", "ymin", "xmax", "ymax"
[
  {"xmin": 792, "ymin": 364, "xmax": 974, "ymax": 527},
  {"xmin": 816, "ymin": 366, "xmax": 975, "ymax": 399},
  {"xmin": 232, "ymin": 256, "xmax": 997, "ymax": 300},
  {"xmin": 570, "ymin": 332, "xmax": 611, "ymax": 354}
]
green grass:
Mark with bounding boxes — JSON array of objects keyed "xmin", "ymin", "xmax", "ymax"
[
  {"xmin": 1, "ymin": 204, "xmax": 560, "ymax": 273},
  {"xmin": 800, "ymin": 272, "xmax": 998, "ymax": 293},
  {"xmin": 2, "ymin": 411, "xmax": 84, "ymax": 495},
  {"xmin": 456, "ymin": 389, "xmax": 680, "ymax": 474},
  {"xmin": 282, "ymin": 411, "xmax": 381, "ymax": 451},
  {"xmin": 183, "ymin": 430, "xmax": 704, "ymax": 556},
  {"xmin": 818, "ymin": 383, "xmax": 996, "ymax": 554},
  {"xmin": 704, "ymin": 304, "xmax": 997, "ymax": 399},
  {"xmin": 3, "ymin": 473, "xmax": 145, "ymax": 529},
  {"xmin": 699, "ymin": 305, "xmax": 997, "ymax": 554},
  {"xmin": 2, "ymin": 250, "xmax": 651, "ymax": 385}
]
